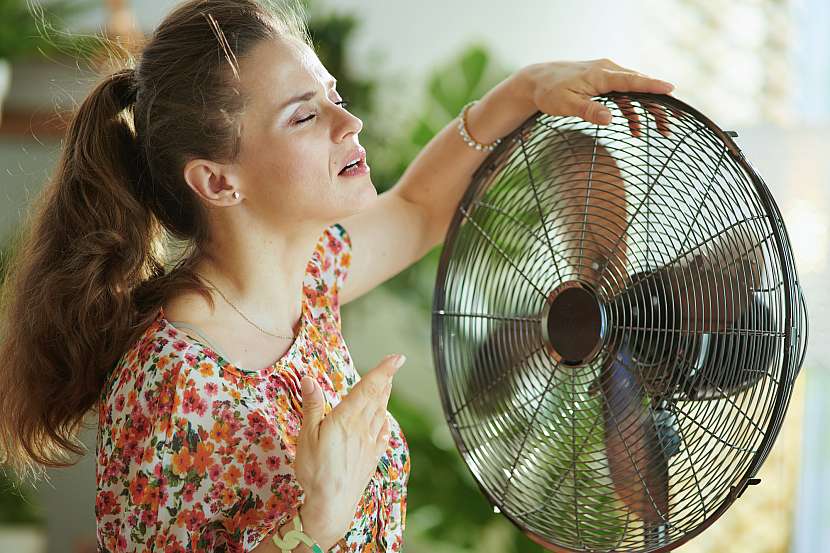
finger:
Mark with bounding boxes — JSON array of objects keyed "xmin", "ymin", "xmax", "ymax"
[
  {"xmin": 566, "ymin": 94, "xmax": 613, "ymax": 126},
  {"xmin": 375, "ymin": 417, "xmax": 391, "ymax": 450},
  {"xmin": 591, "ymin": 68, "xmax": 674, "ymax": 95},
  {"xmin": 361, "ymin": 377, "xmax": 393, "ymax": 429},
  {"xmin": 343, "ymin": 354, "xmax": 404, "ymax": 410},
  {"xmin": 370, "ymin": 408, "xmax": 389, "ymax": 440},
  {"xmin": 641, "ymin": 101, "xmax": 671, "ymax": 137},
  {"xmin": 299, "ymin": 376, "xmax": 324, "ymax": 437},
  {"xmin": 614, "ymin": 97, "xmax": 641, "ymax": 137},
  {"xmin": 668, "ymin": 105, "xmax": 684, "ymax": 128},
  {"xmin": 348, "ymin": 356, "xmax": 400, "ymax": 428}
]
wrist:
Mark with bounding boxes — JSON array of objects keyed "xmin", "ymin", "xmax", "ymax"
[
  {"xmin": 465, "ymin": 70, "xmax": 538, "ymax": 147},
  {"xmin": 296, "ymin": 502, "xmax": 335, "ymax": 551},
  {"xmin": 505, "ymin": 65, "xmax": 538, "ymax": 113}
]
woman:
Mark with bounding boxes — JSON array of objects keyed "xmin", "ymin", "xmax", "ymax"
[{"xmin": 0, "ymin": 0, "xmax": 674, "ymax": 551}]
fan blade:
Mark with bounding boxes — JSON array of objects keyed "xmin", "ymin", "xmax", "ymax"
[
  {"xmin": 665, "ymin": 222, "xmax": 766, "ymax": 333},
  {"xmin": 463, "ymin": 131, "xmax": 631, "ymax": 418},
  {"xmin": 465, "ymin": 314, "xmax": 545, "ymax": 419},
  {"xmin": 553, "ymin": 130, "xmax": 630, "ymax": 294},
  {"xmin": 592, "ymin": 340, "xmax": 669, "ymax": 526},
  {"xmin": 688, "ymin": 294, "xmax": 778, "ymax": 399}
]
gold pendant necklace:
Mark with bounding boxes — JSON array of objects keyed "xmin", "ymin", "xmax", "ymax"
[{"xmin": 201, "ymin": 276, "xmax": 297, "ymax": 340}]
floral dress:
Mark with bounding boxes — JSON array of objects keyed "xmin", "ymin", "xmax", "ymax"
[{"xmin": 96, "ymin": 223, "xmax": 410, "ymax": 552}]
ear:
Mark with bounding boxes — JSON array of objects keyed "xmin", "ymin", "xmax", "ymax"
[{"xmin": 183, "ymin": 158, "xmax": 240, "ymax": 205}]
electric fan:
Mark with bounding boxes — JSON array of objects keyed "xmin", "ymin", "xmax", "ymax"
[{"xmin": 432, "ymin": 92, "xmax": 809, "ymax": 553}]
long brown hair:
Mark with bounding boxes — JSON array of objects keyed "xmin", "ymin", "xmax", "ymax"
[{"xmin": 0, "ymin": 0, "xmax": 312, "ymax": 483}]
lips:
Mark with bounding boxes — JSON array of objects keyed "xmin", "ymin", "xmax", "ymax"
[{"xmin": 338, "ymin": 146, "xmax": 366, "ymax": 174}]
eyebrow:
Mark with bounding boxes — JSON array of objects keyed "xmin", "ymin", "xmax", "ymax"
[{"xmin": 278, "ymin": 78, "xmax": 338, "ymax": 113}]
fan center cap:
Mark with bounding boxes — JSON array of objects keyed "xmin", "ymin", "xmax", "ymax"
[{"xmin": 543, "ymin": 281, "xmax": 606, "ymax": 366}]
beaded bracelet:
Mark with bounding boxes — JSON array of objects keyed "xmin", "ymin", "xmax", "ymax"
[
  {"xmin": 457, "ymin": 100, "xmax": 502, "ymax": 152},
  {"xmin": 271, "ymin": 511, "xmax": 324, "ymax": 553}
]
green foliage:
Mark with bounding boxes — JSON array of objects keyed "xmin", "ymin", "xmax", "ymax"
[
  {"xmin": 375, "ymin": 45, "xmax": 516, "ymax": 320},
  {"xmin": 387, "ymin": 393, "xmax": 543, "ymax": 552},
  {"xmin": 0, "ymin": 469, "xmax": 44, "ymax": 526},
  {"xmin": 0, "ymin": 0, "xmax": 100, "ymax": 61}
]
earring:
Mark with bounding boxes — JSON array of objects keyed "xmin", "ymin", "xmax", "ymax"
[{"xmin": 232, "ymin": 191, "xmax": 240, "ymax": 200}]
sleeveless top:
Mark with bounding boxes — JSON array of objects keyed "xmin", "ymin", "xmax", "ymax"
[{"xmin": 95, "ymin": 223, "xmax": 410, "ymax": 552}]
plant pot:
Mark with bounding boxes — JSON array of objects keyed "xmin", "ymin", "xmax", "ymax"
[
  {"xmin": 0, "ymin": 58, "xmax": 11, "ymax": 127},
  {"xmin": 0, "ymin": 524, "xmax": 47, "ymax": 553}
]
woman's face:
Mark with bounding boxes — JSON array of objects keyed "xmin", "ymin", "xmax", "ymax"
[{"xmin": 233, "ymin": 37, "xmax": 376, "ymax": 227}]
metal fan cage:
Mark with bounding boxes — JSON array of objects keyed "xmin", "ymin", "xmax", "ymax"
[{"xmin": 432, "ymin": 92, "xmax": 808, "ymax": 553}]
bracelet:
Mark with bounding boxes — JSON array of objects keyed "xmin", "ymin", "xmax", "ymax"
[
  {"xmin": 457, "ymin": 100, "xmax": 502, "ymax": 152},
  {"xmin": 271, "ymin": 511, "xmax": 324, "ymax": 553}
]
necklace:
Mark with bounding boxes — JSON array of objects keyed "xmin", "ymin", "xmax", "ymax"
[{"xmin": 201, "ymin": 276, "xmax": 297, "ymax": 341}]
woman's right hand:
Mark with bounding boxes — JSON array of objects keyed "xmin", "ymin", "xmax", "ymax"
[{"xmin": 293, "ymin": 353, "xmax": 405, "ymax": 549}]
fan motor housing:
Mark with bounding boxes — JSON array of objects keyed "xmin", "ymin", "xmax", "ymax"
[{"xmin": 542, "ymin": 280, "xmax": 607, "ymax": 366}]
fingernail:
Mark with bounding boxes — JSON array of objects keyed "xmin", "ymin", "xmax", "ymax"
[
  {"xmin": 661, "ymin": 81, "xmax": 675, "ymax": 91},
  {"xmin": 301, "ymin": 377, "xmax": 313, "ymax": 395},
  {"xmin": 392, "ymin": 354, "xmax": 406, "ymax": 369}
]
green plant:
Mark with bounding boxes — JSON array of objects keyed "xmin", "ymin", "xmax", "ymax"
[
  {"xmin": 377, "ymin": 44, "xmax": 516, "ymax": 320},
  {"xmin": 0, "ymin": 0, "xmax": 100, "ymax": 61},
  {"xmin": 388, "ymin": 392, "xmax": 544, "ymax": 552},
  {"xmin": 0, "ymin": 469, "xmax": 45, "ymax": 526}
]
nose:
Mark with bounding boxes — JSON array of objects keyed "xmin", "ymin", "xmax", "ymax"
[{"xmin": 334, "ymin": 105, "xmax": 363, "ymax": 141}]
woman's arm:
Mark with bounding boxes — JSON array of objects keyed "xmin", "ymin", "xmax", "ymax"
[
  {"xmin": 335, "ymin": 60, "xmax": 672, "ymax": 307},
  {"xmin": 335, "ymin": 72, "xmax": 535, "ymax": 306},
  {"xmin": 391, "ymin": 59, "xmax": 674, "ymax": 253},
  {"xmin": 391, "ymin": 69, "xmax": 536, "ymax": 252}
]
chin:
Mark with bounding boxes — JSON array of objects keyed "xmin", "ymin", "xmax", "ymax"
[{"xmin": 350, "ymin": 177, "xmax": 378, "ymax": 207}]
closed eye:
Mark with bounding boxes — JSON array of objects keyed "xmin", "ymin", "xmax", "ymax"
[{"xmin": 296, "ymin": 99, "xmax": 351, "ymax": 125}]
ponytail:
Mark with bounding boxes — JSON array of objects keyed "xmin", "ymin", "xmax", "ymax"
[
  {"xmin": 0, "ymin": 0, "xmax": 314, "ymax": 485},
  {"xmin": 0, "ymin": 68, "xmax": 164, "ymax": 482}
]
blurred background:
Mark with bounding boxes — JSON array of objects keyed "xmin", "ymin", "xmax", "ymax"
[{"xmin": 0, "ymin": 0, "xmax": 827, "ymax": 552}]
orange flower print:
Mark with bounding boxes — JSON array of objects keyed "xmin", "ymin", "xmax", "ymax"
[
  {"xmin": 223, "ymin": 464, "xmax": 242, "ymax": 487},
  {"xmin": 96, "ymin": 223, "xmax": 410, "ymax": 552},
  {"xmin": 327, "ymin": 332, "xmax": 340, "ymax": 348},
  {"xmin": 171, "ymin": 446, "xmax": 193, "ymax": 476},
  {"xmin": 221, "ymin": 485, "xmax": 236, "ymax": 507},
  {"xmin": 259, "ymin": 435, "xmax": 275, "ymax": 452},
  {"xmin": 332, "ymin": 370, "xmax": 345, "ymax": 393},
  {"xmin": 129, "ymin": 472, "xmax": 149, "ymax": 504},
  {"xmin": 198, "ymin": 361, "xmax": 214, "ymax": 378},
  {"xmin": 233, "ymin": 448, "xmax": 247, "ymax": 465},
  {"xmin": 210, "ymin": 420, "xmax": 232, "ymax": 444},
  {"xmin": 193, "ymin": 441, "xmax": 214, "ymax": 475}
]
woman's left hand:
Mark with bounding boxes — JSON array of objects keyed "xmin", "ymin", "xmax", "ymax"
[{"xmin": 514, "ymin": 58, "xmax": 676, "ymax": 137}]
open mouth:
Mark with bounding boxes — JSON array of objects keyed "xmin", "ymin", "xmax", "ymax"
[
  {"xmin": 339, "ymin": 159, "xmax": 362, "ymax": 173},
  {"xmin": 338, "ymin": 157, "xmax": 369, "ymax": 176}
]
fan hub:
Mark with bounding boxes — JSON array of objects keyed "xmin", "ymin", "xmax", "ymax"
[{"xmin": 543, "ymin": 280, "xmax": 607, "ymax": 366}]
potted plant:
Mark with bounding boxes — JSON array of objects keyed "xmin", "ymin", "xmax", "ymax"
[{"xmin": 0, "ymin": 0, "xmax": 99, "ymax": 125}]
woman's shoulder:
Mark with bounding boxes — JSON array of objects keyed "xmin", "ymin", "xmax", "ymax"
[{"xmin": 101, "ymin": 312, "xmax": 246, "ymax": 418}]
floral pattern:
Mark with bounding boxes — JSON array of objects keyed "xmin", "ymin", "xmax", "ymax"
[{"xmin": 96, "ymin": 223, "xmax": 410, "ymax": 552}]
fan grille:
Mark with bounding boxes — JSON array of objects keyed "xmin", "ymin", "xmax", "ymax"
[{"xmin": 432, "ymin": 92, "xmax": 807, "ymax": 553}]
